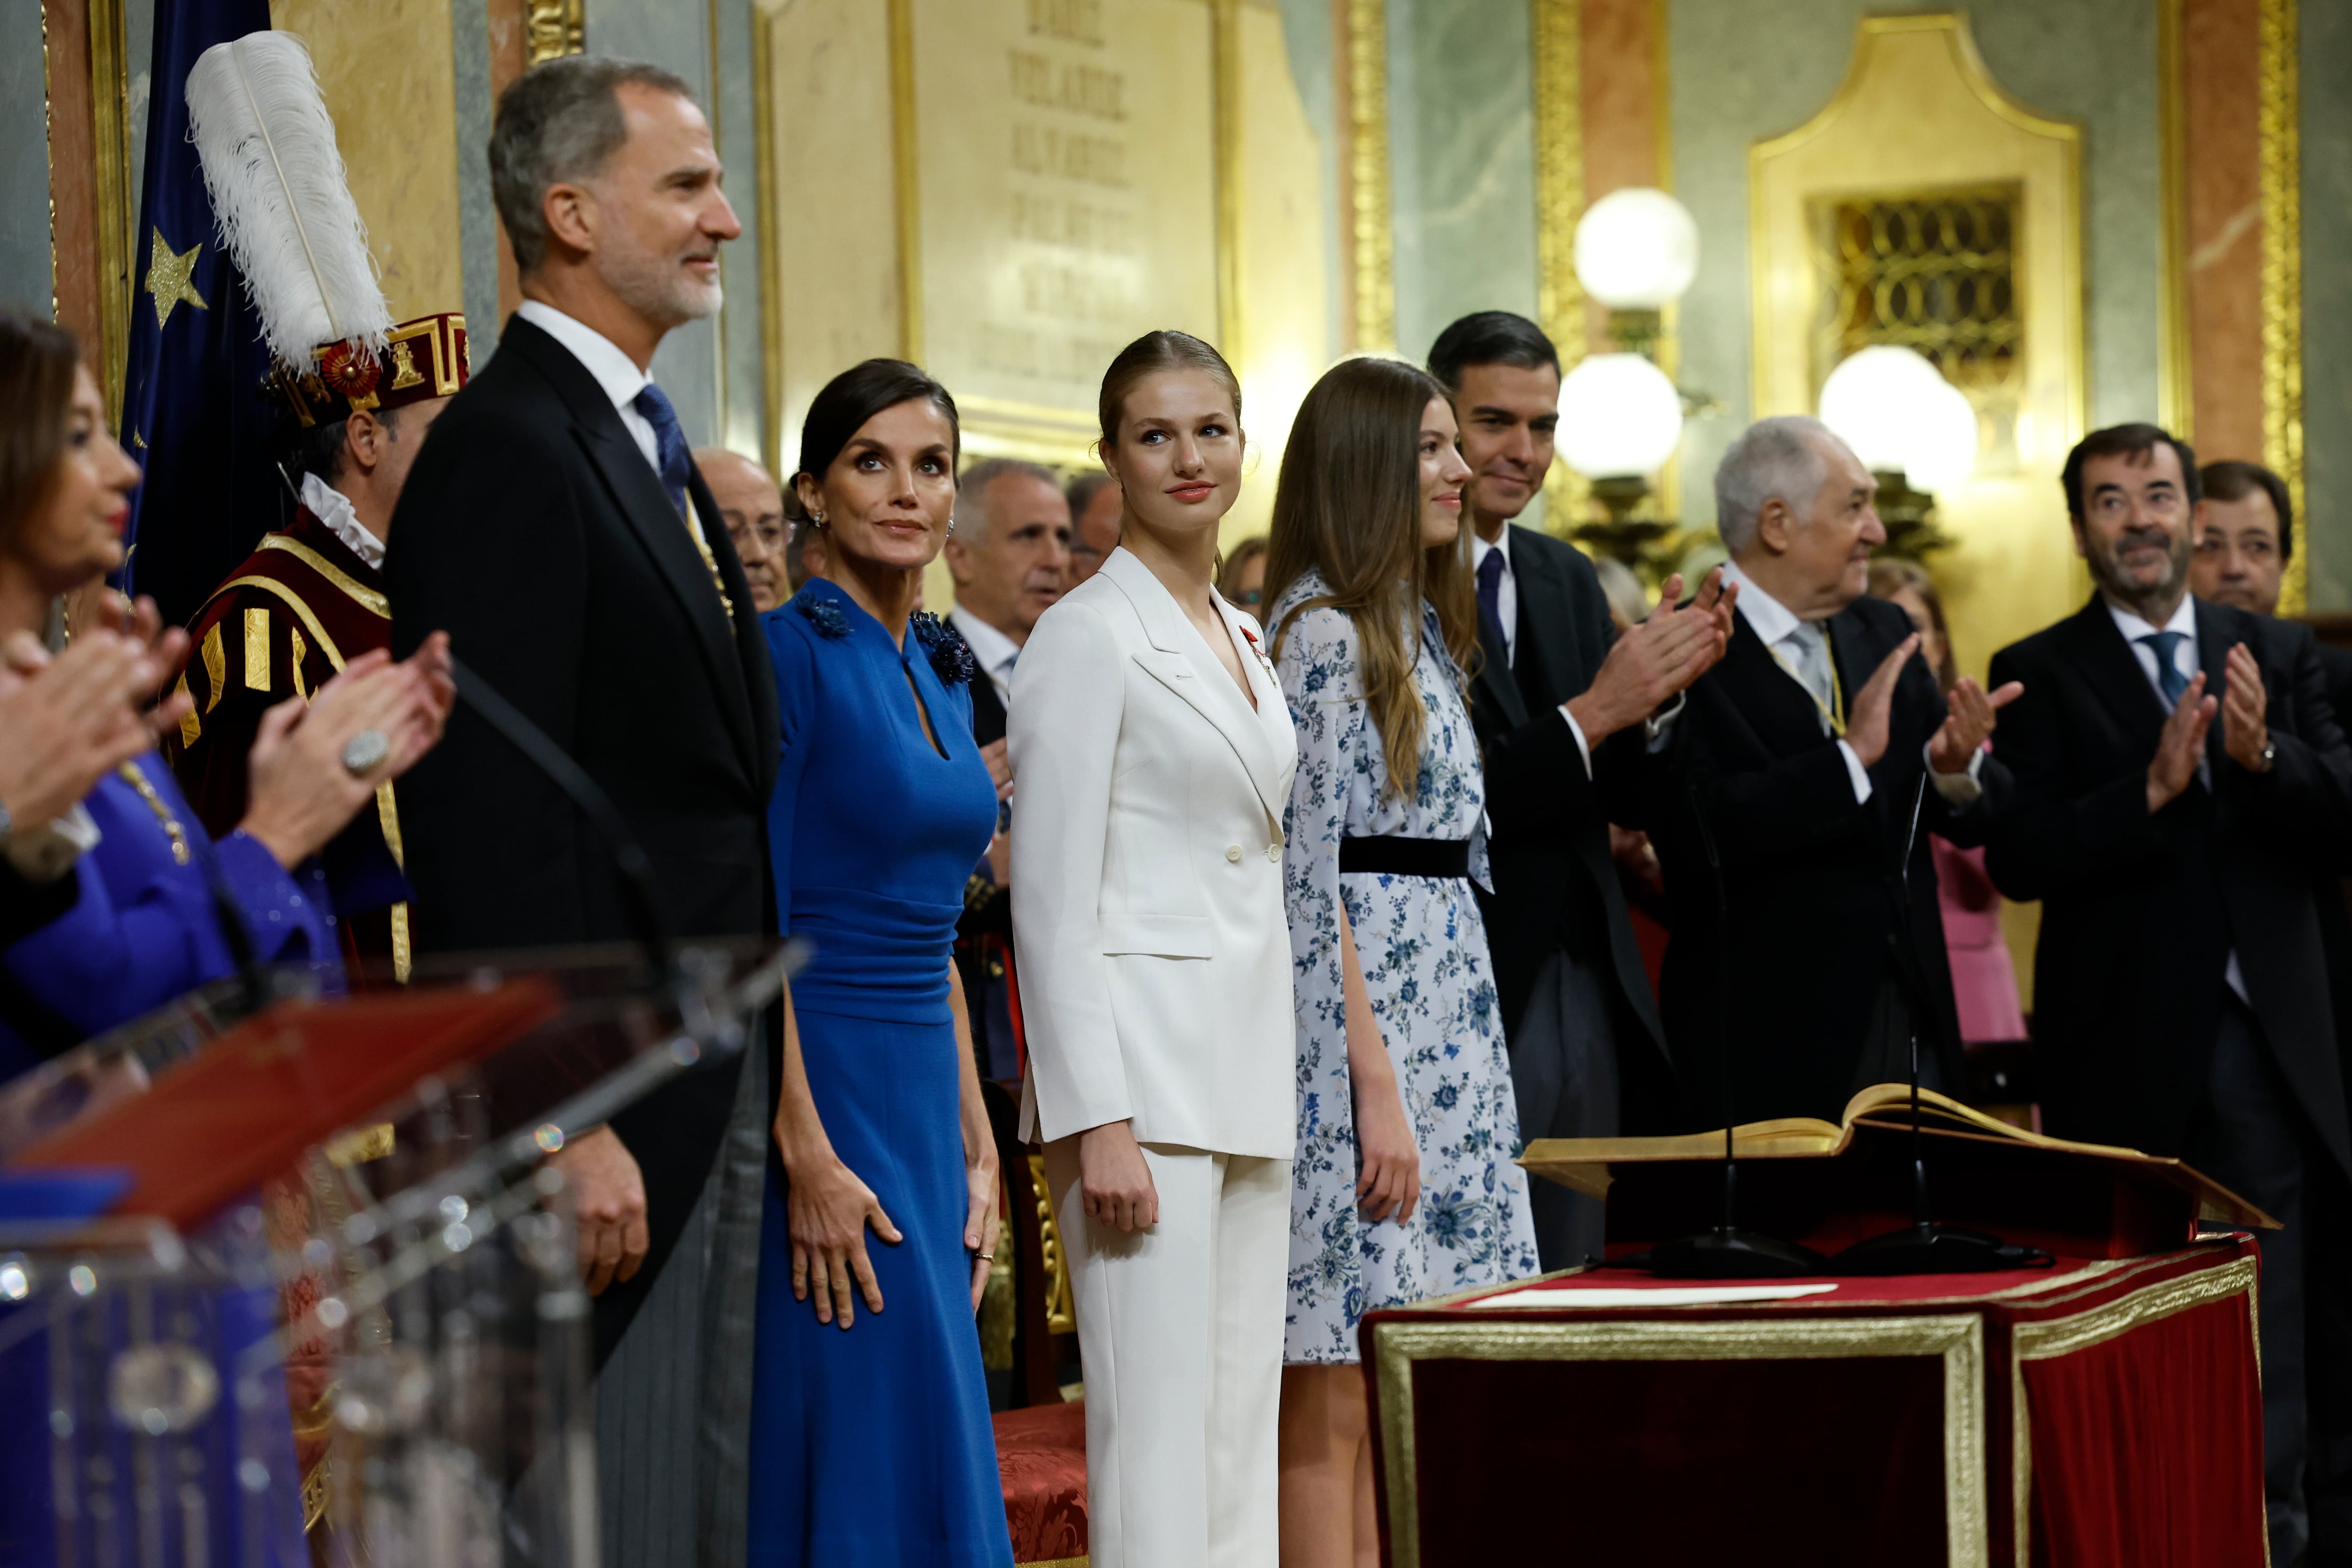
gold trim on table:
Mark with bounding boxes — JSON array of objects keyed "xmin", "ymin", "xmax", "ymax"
[
  {"xmin": 1372, "ymin": 1312, "xmax": 1989, "ymax": 1568},
  {"xmin": 2006, "ymin": 1255, "xmax": 2259, "ymax": 1568}
]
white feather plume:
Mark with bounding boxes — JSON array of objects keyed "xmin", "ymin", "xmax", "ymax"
[{"xmin": 185, "ymin": 30, "xmax": 390, "ymax": 368}]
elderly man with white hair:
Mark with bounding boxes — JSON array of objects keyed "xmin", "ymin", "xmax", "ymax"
[{"xmin": 1622, "ymin": 415, "xmax": 2020, "ymax": 1129}]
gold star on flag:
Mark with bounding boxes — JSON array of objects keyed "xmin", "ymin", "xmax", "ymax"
[{"xmin": 143, "ymin": 228, "xmax": 208, "ymax": 330}]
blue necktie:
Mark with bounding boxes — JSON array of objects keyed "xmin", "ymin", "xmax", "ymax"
[
  {"xmin": 1477, "ymin": 548, "xmax": 1507, "ymax": 662},
  {"xmin": 632, "ymin": 382, "xmax": 693, "ymax": 517},
  {"xmin": 2138, "ymin": 631, "xmax": 2190, "ymax": 708}
]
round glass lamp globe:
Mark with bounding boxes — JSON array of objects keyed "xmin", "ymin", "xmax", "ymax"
[
  {"xmin": 1906, "ymin": 378, "xmax": 1980, "ymax": 492},
  {"xmin": 1573, "ymin": 188, "xmax": 1701, "ymax": 310},
  {"xmin": 1557, "ymin": 353, "xmax": 1684, "ymax": 479},
  {"xmin": 1818, "ymin": 346, "xmax": 1947, "ymax": 473}
]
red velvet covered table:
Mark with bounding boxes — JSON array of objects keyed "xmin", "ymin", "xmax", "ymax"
[{"xmin": 1362, "ymin": 1238, "xmax": 2264, "ymax": 1568}]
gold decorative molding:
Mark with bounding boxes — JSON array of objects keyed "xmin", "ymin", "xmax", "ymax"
[
  {"xmin": 89, "ymin": 0, "xmax": 131, "ymax": 425},
  {"xmin": 1531, "ymin": 0, "xmax": 1590, "ymax": 534},
  {"xmin": 1532, "ymin": 0, "xmax": 1584, "ymax": 377},
  {"xmin": 2260, "ymin": 0, "xmax": 2305, "ymax": 616},
  {"xmin": 2156, "ymin": 0, "xmax": 2192, "ymax": 440},
  {"xmin": 1341, "ymin": 0, "xmax": 1395, "ymax": 353},
  {"xmin": 1372, "ymin": 1311, "xmax": 1989, "ymax": 1568},
  {"xmin": 1026, "ymin": 1153, "xmax": 1075, "ymax": 1336},
  {"xmin": 2008, "ymin": 1256, "xmax": 2257, "ymax": 1568},
  {"xmin": 525, "ymin": 0, "xmax": 585, "ymax": 65},
  {"xmin": 887, "ymin": 0, "xmax": 922, "ymax": 363},
  {"xmin": 753, "ymin": 7, "xmax": 784, "ymax": 480}
]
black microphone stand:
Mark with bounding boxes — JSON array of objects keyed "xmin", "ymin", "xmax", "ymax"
[
  {"xmin": 1832, "ymin": 775, "xmax": 2045, "ymax": 1274},
  {"xmin": 1638, "ymin": 781, "xmax": 1825, "ymax": 1279},
  {"xmin": 448, "ymin": 655, "xmax": 675, "ymax": 990}
]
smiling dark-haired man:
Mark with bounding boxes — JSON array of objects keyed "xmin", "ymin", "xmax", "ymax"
[
  {"xmin": 1988, "ymin": 423, "xmax": 2352, "ymax": 1566},
  {"xmin": 1427, "ymin": 310, "xmax": 1735, "ymax": 1267}
]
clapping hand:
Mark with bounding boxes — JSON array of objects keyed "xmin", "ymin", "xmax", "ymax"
[
  {"xmin": 2146, "ymin": 671, "xmax": 2218, "ymax": 813},
  {"xmin": 1565, "ymin": 568, "xmax": 1739, "ymax": 747},
  {"xmin": 1843, "ymin": 634, "xmax": 1920, "ymax": 768},
  {"xmin": 2221, "ymin": 643, "xmax": 2271, "ymax": 773},
  {"xmin": 1927, "ymin": 676, "xmax": 2024, "ymax": 775}
]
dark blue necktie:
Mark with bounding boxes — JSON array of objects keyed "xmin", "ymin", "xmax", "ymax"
[
  {"xmin": 2138, "ymin": 631, "xmax": 2190, "ymax": 707},
  {"xmin": 1477, "ymin": 547, "xmax": 1507, "ymax": 661},
  {"xmin": 632, "ymin": 382, "xmax": 693, "ymax": 517}
]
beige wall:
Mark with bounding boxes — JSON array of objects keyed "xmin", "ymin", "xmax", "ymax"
[{"xmin": 271, "ymin": 0, "xmax": 464, "ymax": 325}]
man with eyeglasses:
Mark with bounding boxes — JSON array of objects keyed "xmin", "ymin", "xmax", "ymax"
[
  {"xmin": 695, "ymin": 447, "xmax": 790, "ymax": 614},
  {"xmin": 1986, "ymin": 424, "xmax": 2352, "ymax": 1566}
]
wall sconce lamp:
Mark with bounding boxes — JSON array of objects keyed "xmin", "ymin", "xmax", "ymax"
[
  {"xmin": 1816, "ymin": 345, "xmax": 1978, "ymax": 560},
  {"xmin": 1559, "ymin": 188, "xmax": 1701, "ymax": 578}
]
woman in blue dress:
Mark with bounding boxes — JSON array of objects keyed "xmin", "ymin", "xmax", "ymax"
[
  {"xmin": 0, "ymin": 307, "xmax": 452, "ymax": 1079},
  {"xmin": 747, "ymin": 359, "xmax": 1010, "ymax": 1567}
]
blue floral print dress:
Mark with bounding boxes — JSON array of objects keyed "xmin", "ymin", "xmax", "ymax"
[{"xmin": 1271, "ymin": 571, "xmax": 1540, "ymax": 1364}]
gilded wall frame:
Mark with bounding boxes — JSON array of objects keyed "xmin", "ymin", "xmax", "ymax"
[
  {"xmin": 1371, "ymin": 1312, "xmax": 1990, "ymax": 1568},
  {"xmin": 1749, "ymin": 13, "xmax": 2085, "ymax": 680},
  {"xmin": 2260, "ymin": 0, "xmax": 2304, "ymax": 616}
]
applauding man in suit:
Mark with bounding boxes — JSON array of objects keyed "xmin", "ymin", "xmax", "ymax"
[
  {"xmin": 386, "ymin": 56, "xmax": 778, "ymax": 1567},
  {"xmin": 1630, "ymin": 416, "xmax": 2015, "ymax": 1130},
  {"xmin": 1988, "ymin": 424, "xmax": 2352, "ymax": 1565},
  {"xmin": 1430, "ymin": 311, "xmax": 1733, "ymax": 1268}
]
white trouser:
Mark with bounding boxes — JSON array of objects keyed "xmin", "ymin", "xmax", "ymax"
[{"xmin": 1044, "ymin": 1141, "xmax": 1290, "ymax": 1568}]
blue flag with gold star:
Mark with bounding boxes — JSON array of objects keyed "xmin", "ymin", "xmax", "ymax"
[{"xmin": 118, "ymin": 0, "xmax": 283, "ymax": 631}]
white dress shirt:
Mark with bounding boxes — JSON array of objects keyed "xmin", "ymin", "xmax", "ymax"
[
  {"xmin": 515, "ymin": 300, "xmax": 709, "ymax": 544},
  {"xmin": 949, "ymin": 606, "xmax": 1022, "ymax": 709},
  {"xmin": 1720, "ymin": 560, "xmax": 1985, "ymax": 807},
  {"xmin": 1470, "ymin": 528, "xmax": 1594, "ymax": 777},
  {"xmin": 2105, "ymin": 594, "xmax": 2249, "ymax": 1001},
  {"xmin": 299, "ymin": 472, "xmax": 385, "ymax": 570}
]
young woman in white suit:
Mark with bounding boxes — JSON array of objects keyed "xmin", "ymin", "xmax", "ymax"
[{"xmin": 1009, "ymin": 330, "xmax": 1297, "ymax": 1568}]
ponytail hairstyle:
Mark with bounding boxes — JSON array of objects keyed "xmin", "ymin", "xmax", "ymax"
[
  {"xmin": 1264, "ymin": 356, "xmax": 1477, "ymax": 804},
  {"xmin": 796, "ymin": 357, "xmax": 960, "ymax": 496},
  {"xmin": 1097, "ymin": 329, "xmax": 1241, "ymax": 458}
]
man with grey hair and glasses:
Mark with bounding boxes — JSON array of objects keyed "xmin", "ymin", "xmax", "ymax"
[
  {"xmin": 1623, "ymin": 414, "xmax": 2018, "ymax": 1130},
  {"xmin": 387, "ymin": 56, "xmax": 776, "ymax": 1566}
]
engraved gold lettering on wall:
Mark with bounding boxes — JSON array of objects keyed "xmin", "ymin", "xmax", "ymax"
[{"xmin": 911, "ymin": 0, "xmax": 1218, "ymax": 432}]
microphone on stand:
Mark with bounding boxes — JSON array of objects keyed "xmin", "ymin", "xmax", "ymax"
[
  {"xmin": 447, "ymin": 655, "xmax": 675, "ymax": 988},
  {"xmin": 1832, "ymin": 772, "xmax": 2045, "ymax": 1274},
  {"xmin": 1633, "ymin": 781, "xmax": 1825, "ymax": 1279}
]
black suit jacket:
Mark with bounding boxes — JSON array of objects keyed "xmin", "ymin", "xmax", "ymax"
[
  {"xmin": 1986, "ymin": 596, "xmax": 2352, "ymax": 1175},
  {"xmin": 1465, "ymin": 526, "xmax": 1668, "ymax": 1104},
  {"xmin": 1625, "ymin": 591, "xmax": 2000, "ymax": 1126},
  {"xmin": 386, "ymin": 315, "xmax": 781, "ymax": 1361}
]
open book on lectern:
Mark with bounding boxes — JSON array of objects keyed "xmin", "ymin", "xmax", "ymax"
[{"xmin": 1519, "ymin": 1082, "xmax": 2278, "ymax": 1234}]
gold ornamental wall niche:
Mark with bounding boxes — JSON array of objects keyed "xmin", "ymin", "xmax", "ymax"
[
  {"xmin": 526, "ymin": 0, "xmax": 585, "ymax": 64},
  {"xmin": 1809, "ymin": 184, "xmax": 2022, "ymax": 470},
  {"xmin": 755, "ymin": 0, "xmax": 1329, "ymax": 592},
  {"xmin": 1750, "ymin": 12, "xmax": 2083, "ymax": 683}
]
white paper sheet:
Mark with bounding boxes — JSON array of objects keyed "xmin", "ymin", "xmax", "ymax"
[{"xmin": 1463, "ymin": 1282, "xmax": 1842, "ymax": 1310}]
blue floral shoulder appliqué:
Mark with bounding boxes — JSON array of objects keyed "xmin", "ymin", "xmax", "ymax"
[
  {"xmin": 794, "ymin": 594, "xmax": 850, "ymax": 640},
  {"xmin": 910, "ymin": 611, "xmax": 977, "ymax": 686}
]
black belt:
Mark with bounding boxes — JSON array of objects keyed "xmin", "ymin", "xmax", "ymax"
[{"xmin": 1338, "ymin": 836, "xmax": 1471, "ymax": 878}]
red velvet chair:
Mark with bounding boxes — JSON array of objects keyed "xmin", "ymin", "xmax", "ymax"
[{"xmin": 983, "ymin": 1083, "xmax": 1089, "ymax": 1564}]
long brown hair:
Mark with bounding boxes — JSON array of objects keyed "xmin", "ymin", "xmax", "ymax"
[
  {"xmin": 1265, "ymin": 356, "xmax": 1477, "ymax": 803},
  {"xmin": 0, "ymin": 306, "xmax": 82, "ymax": 555}
]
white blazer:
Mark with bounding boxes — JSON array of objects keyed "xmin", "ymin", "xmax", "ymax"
[{"xmin": 1010, "ymin": 547, "xmax": 1299, "ymax": 1160}]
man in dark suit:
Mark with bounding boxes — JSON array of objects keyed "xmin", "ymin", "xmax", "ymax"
[
  {"xmin": 1630, "ymin": 415, "xmax": 2015, "ymax": 1130},
  {"xmin": 1429, "ymin": 312, "xmax": 1734, "ymax": 1267},
  {"xmin": 943, "ymin": 458, "xmax": 1070, "ymax": 1083},
  {"xmin": 386, "ymin": 57, "xmax": 777, "ymax": 1567},
  {"xmin": 1990, "ymin": 425, "xmax": 2352, "ymax": 1565}
]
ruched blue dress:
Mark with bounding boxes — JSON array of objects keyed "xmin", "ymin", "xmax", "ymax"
[{"xmin": 747, "ymin": 577, "xmax": 1010, "ymax": 1567}]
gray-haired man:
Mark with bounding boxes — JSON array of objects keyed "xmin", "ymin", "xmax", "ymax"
[
  {"xmin": 387, "ymin": 56, "xmax": 773, "ymax": 1567},
  {"xmin": 1620, "ymin": 415, "xmax": 2017, "ymax": 1127},
  {"xmin": 945, "ymin": 458, "xmax": 1071, "ymax": 1080}
]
